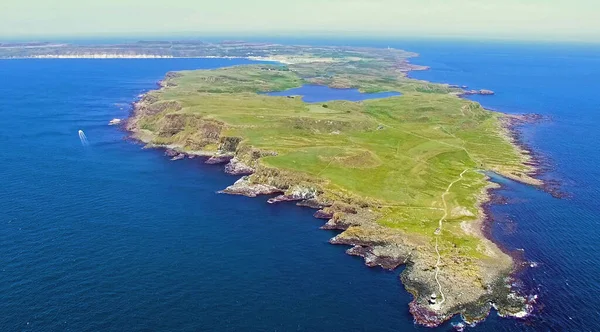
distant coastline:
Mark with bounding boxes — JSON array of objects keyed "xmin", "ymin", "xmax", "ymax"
[
  {"xmin": 6, "ymin": 54, "xmax": 337, "ymax": 65},
  {"xmin": 24, "ymin": 54, "xmax": 175, "ymax": 59}
]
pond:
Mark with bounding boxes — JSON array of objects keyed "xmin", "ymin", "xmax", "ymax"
[{"xmin": 266, "ymin": 84, "xmax": 401, "ymax": 103}]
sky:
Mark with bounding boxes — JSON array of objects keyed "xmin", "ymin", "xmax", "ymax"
[{"xmin": 1, "ymin": 0, "xmax": 598, "ymax": 42}]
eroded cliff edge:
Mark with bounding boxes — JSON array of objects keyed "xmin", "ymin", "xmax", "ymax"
[{"xmin": 125, "ymin": 42, "xmax": 541, "ymax": 327}]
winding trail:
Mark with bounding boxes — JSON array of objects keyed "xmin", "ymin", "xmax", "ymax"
[
  {"xmin": 433, "ymin": 169, "xmax": 469, "ymax": 307},
  {"xmin": 437, "ymin": 169, "xmax": 469, "ymax": 232}
]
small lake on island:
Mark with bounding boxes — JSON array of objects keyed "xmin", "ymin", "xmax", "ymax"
[{"xmin": 266, "ymin": 84, "xmax": 401, "ymax": 102}]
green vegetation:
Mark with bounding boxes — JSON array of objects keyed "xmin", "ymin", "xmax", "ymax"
[
  {"xmin": 165, "ymin": 65, "xmax": 302, "ymax": 94},
  {"xmin": 137, "ymin": 63, "xmax": 534, "ymax": 256}
]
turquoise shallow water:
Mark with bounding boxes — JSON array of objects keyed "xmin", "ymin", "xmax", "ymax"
[{"xmin": 1, "ymin": 41, "xmax": 599, "ymax": 331}]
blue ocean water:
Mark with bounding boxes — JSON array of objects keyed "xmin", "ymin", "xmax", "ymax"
[
  {"xmin": 0, "ymin": 59, "xmax": 415, "ymax": 331},
  {"xmin": 0, "ymin": 41, "xmax": 598, "ymax": 331},
  {"xmin": 265, "ymin": 85, "xmax": 400, "ymax": 102}
]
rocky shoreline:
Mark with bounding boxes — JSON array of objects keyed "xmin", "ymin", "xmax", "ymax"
[
  {"xmin": 499, "ymin": 114, "xmax": 565, "ymax": 198},
  {"xmin": 461, "ymin": 89, "xmax": 495, "ymax": 96},
  {"xmin": 478, "ymin": 178, "xmax": 541, "ymax": 323},
  {"xmin": 126, "ymin": 129, "xmax": 536, "ymax": 328},
  {"xmin": 452, "ymin": 97, "xmax": 557, "ymax": 327}
]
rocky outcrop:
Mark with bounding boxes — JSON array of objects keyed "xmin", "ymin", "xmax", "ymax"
[
  {"xmin": 219, "ymin": 176, "xmax": 283, "ymax": 197},
  {"xmin": 328, "ymin": 219, "xmax": 413, "ymax": 272},
  {"xmin": 163, "ymin": 71, "xmax": 183, "ymax": 83},
  {"xmin": 219, "ymin": 137, "xmax": 243, "ymax": 153},
  {"xmin": 346, "ymin": 245, "xmax": 408, "ymax": 270},
  {"xmin": 313, "ymin": 209, "xmax": 334, "ymax": 219},
  {"xmin": 463, "ymin": 89, "xmax": 495, "ymax": 96},
  {"xmin": 321, "ymin": 218, "xmax": 352, "ymax": 231},
  {"xmin": 164, "ymin": 148, "xmax": 186, "ymax": 160},
  {"xmin": 205, "ymin": 155, "xmax": 234, "ymax": 165},
  {"xmin": 297, "ymin": 199, "xmax": 331, "ymax": 209},
  {"xmin": 267, "ymin": 195, "xmax": 302, "ymax": 204},
  {"xmin": 320, "ymin": 207, "xmax": 367, "ymax": 230},
  {"xmin": 266, "ymin": 186, "xmax": 317, "ymax": 204},
  {"xmin": 224, "ymin": 158, "xmax": 255, "ymax": 175},
  {"xmin": 409, "ymin": 301, "xmax": 446, "ymax": 327}
]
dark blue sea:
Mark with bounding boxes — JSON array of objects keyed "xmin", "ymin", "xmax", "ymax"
[{"xmin": 0, "ymin": 41, "xmax": 599, "ymax": 331}]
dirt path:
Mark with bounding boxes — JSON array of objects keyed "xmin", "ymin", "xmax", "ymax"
[
  {"xmin": 437, "ymin": 169, "xmax": 469, "ymax": 232},
  {"xmin": 433, "ymin": 168, "xmax": 469, "ymax": 307}
]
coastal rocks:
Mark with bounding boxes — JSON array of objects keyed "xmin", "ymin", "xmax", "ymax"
[
  {"xmin": 346, "ymin": 245, "xmax": 408, "ymax": 270},
  {"xmin": 313, "ymin": 209, "xmax": 334, "ymax": 220},
  {"xmin": 463, "ymin": 89, "xmax": 495, "ymax": 96},
  {"xmin": 267, "ymin": 195, "xmax": 302, "ymax": 204},
  {"xmin": 164, "ymin": 149, "xmax": 178, "ymax": 157},
  {"xmin": 267, "ymin": 186, "xmax": 317, "ymax": 204},
  {"xmin": 297, "ymin": 199, "xmax": 331, "ymax": 209},
  {"xmin": 404, "ymin": 63, "xmax": 429, "ymax": 72},
  {"xmin": 164, "ymin": 71, "xmax": 183, "ymax": 81},
  {"xmin": 205, "ymin": 154, "xmax": 233, "ymax": 165},
  {"xmin": 398, "ymin": 247, "xmax": 526, "ymax": 328},
  {"xmin": 330, "ymin": 227, "xmax": 412, "ymax": 270},
  {"xmin": 224, "ymin": 158, "xmax": 255, "ymax": 175},
  {"xmin": 327, "ymin": 221, "xmax": 511, "ymax": 326},
  {"xmin": 498, "ymin": 113, "xmax": 566, "ymax": 198},
  {"xmin": 157, "ymin": 72, "xmax": 183, "ymax": 88},
  {"xmin": 164, "ymin": 148, "xmax": 186, "ymax": 161},
  {"xmin": 321, "ymin": 218, "xmax": 352, "ymax": 231},
  {"xmin": 495, "ymin": 293, "xmax": 537, "ymax": 319},
  {"xmin": 320, "ymin": 206, "xmax": 368, "ymax": 230},
  {"xmin": 219, "ymin": 136, "xmax": 243, "ymax": 153},
  {"xmin": 219, "ymin": 176, "xmax": 283, "ymax": 197},
  {"xmin": 408, "ymin": 301, "xmax": 446, "ymax": 327}
]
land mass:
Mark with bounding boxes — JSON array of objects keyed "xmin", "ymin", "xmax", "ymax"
[{"xmin": 6, "ymin": 40, "xmax": 541, "ymax": 326}]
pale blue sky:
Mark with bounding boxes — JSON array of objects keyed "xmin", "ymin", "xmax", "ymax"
[{"xmin": 1, "ymin": 0, "xmax": 598, "ymax": 41}]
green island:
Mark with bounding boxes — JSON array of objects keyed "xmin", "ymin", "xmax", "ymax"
[{"xmin": 119, "ymin": 41, "xmax": 541, "ymax": 326}]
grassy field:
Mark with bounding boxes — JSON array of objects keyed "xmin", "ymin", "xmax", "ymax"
[{"xmin": 136, "ymin": 63, "xmax": 534, "ymax": 256}]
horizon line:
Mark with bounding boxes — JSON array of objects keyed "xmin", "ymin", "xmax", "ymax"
[{"xmin": 1, "ymin": 32, "xmax": 599, "ymax": 46}]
